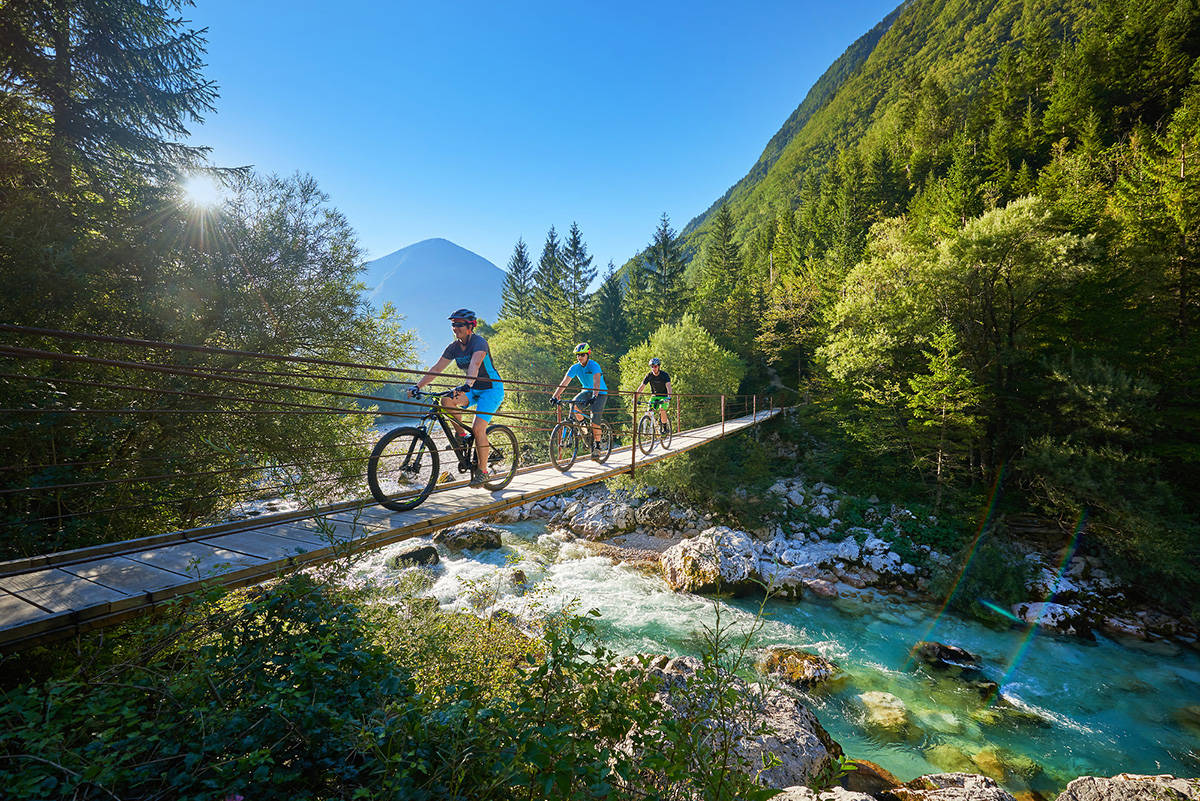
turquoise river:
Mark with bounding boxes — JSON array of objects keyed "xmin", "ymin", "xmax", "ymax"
[{"xmin": 348, "ymin": 520, "xmax": 1200, "ymax": 796}]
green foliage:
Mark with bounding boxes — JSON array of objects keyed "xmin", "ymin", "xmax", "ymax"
[
  {"xmin": 1, "ymin": 576, "xmax": 789, "ymax": 800},
  {"xmin": 619, "ymin": 314, "xmax": 746, "ymax": 428},
  {"xmin": 929, "ymin": 530, "xmax": 1034, "ymax": 621},
  {"xmin": 499, "ymin": 238, "xmax": 535, "ymax": 320}
]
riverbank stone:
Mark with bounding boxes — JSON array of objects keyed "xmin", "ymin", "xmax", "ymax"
[
  {"xmin": 1054, "ymin": 775, "xmax": 1200, "ymax": 801},
  {"xmin": 881, "ymin": 772, "xmax": 1017, "ymax": 801}
]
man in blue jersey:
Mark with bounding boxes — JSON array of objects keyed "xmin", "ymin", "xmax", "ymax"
[
  {"xmin": 550, "ymin": 342, "xmax": 607, "ymax": 460},
  {"xmin": 409, "ymin": 308, "xmax": 504, "ymax": 487}
]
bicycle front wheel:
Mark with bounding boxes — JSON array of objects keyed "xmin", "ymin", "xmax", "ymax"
[
  {"xmin": 660, "ymin": 416, "xmax": 673, "ymax": 450},
  {"xmin": 550, "ymin": 421, "xmax": 578, "ymax": 471},
  {"xmin": 482, "ymin": 424, "xmax": 518, "ymax": 490},
  {"xmin": 637, "ymin": 414, "xmax": 655, "ymax": 455},
  {"xmin": 368, "ymin": 427, "xmax": 439, "ymax": 512},
  {"xmin": 596, "ymin": 422, "xmax": 614, "ymax": 463}
]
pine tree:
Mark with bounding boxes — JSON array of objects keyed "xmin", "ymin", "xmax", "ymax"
[
  {"xmin": 499, "ymin": 238, "xmax": 535, "ymax": 321},
  {"xmin": 905, "ymin": 325, "xmax": 983, "ymax": 508},
  {"xmin": 589, "ymin": 262, "xmax": 628, "ymax": 358},
  {"xmin": 0, "ymin": 0, "xmax": 218, "ymax": 193},
  {"xmin": 623, "ymin": 257, "xmax": 653, "ymax": 346},
  {"xmin": 643, "ymin": 213, "xmax": 685, "ymax": 323},
  {"xmin": 560, "ymin": 222, "xmax": 597, "ymax": 345},
  {"xmin": 693, "ymin": 205, "xmax": 749, "ymax": 354},
  {"xmin": 532, "ymin": 226, "xmax": 569, "ymax": 345}
]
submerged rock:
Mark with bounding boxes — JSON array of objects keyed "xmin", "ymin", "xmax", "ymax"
[
  {"xmin": 858, "ymin": 691, "xmax": 921, "ymax": 741},
  {"xmin": 433, "ymin": 521, "xmax": 504, "ymax": 550}
]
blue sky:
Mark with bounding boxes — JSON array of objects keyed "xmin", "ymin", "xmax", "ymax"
[{"xmin": 186, "ymin": 0, "xmax": 900, "ymax": 271}]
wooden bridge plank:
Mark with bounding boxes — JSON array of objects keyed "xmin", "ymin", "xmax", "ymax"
[
  {"xmin": 126, "ymin": 541, "xmax": 267, "ymax": 578},
  {"xmin": 0, "ymin": 592, "xmax": 50, "ymax": 628},
  {"xmin": 63, "ymin": 557, "xmax": 189, "ymax": 594},
  {"xmin": 198, "ymin": 531, "xmax": 321, "ymax": 562},
  {"xmin": 12, "ymin": 580, "xmax": 131, "ymax": 617}
]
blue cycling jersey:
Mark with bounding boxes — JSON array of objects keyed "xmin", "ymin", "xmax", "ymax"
[
  {"xmin": 441, "ymin": 334, "xmax": 501, "ymax": 390},
  {"xmin": 566, "ymin": 358, "xmax": 607, "ymax": 393}
]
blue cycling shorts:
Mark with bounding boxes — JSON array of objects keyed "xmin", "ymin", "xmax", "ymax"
[{"xmin": 466, "ymin": 384, "xmax": 504, "ymax": 422}]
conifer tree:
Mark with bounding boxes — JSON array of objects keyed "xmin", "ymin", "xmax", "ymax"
[
  {"xmin": 560, "ymin": 222, "xmax": 597, "ymax": 345},
  {"xmin": 623, "ymin": 257, "xmax": 653, "ymax": 346},
  {"xmin": 693, "ymin": 205, "xmax": 750, "ymax": 355},
  {"xmin": 643, "ymin": 213, "xmax": 685, "ymax": 323},
  {"xmin": 0, "ymin": 0, "xmax": 219, "ymax": 193},
  {"xmin": 499, "ymin": 238, "xmax": 535, "ymax": 321},
  {"xmin": 589, "ymin": 262, "xmax": 628, "ymax": 358},
  {"xmin": 532, "ymin": 226, "xmax": 569, "ymax": 345}
]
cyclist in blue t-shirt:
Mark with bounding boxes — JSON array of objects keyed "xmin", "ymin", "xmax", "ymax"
[
  {"xmin": 550, "ymin": 342, "xmax": 607, "ymax": 460},
  {"xmin": 409, "ymin": 308, "xmax": 504, "ymax": 487}
]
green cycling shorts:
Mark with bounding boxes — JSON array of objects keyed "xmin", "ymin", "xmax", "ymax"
[{"xmin": 649, "ymin": 395, "xmax": 670, "ymax": 410}]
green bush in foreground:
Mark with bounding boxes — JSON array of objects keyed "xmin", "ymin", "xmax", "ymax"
[{"xmin": 1, "ymin": 576, "xmax": 780, "ymax": 800}]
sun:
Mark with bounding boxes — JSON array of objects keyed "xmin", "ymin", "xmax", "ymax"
[{"xmin": 182, "ymin": 173, "xmax": 224, "ymax": 207}]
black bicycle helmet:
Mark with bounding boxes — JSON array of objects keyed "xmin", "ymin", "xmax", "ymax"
[{"xmin": 448, "ymin": 308, "xmax": 477, "ymax": 321}]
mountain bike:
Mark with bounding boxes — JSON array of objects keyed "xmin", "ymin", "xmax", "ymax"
[
  {"xmin": 548, "ymin": 396, "xmax": 613, "ymax": 471},
  {"xmin": 636, "ymin": 397, "xmax": 673, "ymax": 455},
  {"xmin": 367, "ymin": 388, "xmax": 518, "ymax": 512}
]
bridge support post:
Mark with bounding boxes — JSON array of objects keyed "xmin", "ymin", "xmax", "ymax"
[
  {"xmin": 721, "ymin": 395, "xmax": 725, "ymax": 436},
  {"xmin": 630, "ymin": 407, "xmax": 637, "ymax": 478},
  {"xmin": 753, "ymin": 394, "xmax": 757, "ymax": 420}
]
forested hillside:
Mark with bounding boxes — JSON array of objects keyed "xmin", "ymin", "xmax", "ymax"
[{"xmin": 499, "ymin": 0, "xmax": 1200, "ymax": 611}]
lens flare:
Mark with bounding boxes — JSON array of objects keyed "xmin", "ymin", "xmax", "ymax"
[{"xmin": 182, "ymin": 174, "xmax": 224, "ymax": 207}]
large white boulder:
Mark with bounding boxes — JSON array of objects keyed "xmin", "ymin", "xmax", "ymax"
[{"xmin": 660, "ymin": 526, "xmax": 759, "ymax": 593}]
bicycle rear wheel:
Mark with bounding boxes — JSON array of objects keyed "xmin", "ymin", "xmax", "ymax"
[
  {"xmin": 482, "ymin": 424, "xmax": 518, "ymax": 490},
  {"xmin": 596, "ymin": 422, "xmax": 613, "ymax": 463},
  {"xmin": 550, "ymin": 421, "xmax": 578, "ymax": 471},
  {"xmin": 660, "ymin": 416, "xmax": 673, "ymax": 450},
  {"xmin": 637, "ymin": 414, "xmax": 655, "ymax": 455},
  {"xmin": 368, "ymin": 427, "xmax": 439, "ymax": 512}
]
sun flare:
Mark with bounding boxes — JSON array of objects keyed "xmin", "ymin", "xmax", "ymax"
[{"xmin": 182, "ymin": 173, "xmax": 224, "ymax": 207}]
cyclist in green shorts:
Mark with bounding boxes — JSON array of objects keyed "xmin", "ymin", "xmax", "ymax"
[{"xmin": 635, "ymin": 357, "xmax": 673, "ymax": 434}]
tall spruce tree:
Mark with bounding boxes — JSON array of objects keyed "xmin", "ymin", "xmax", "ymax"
[
  {"xmin": 561, "ymin": 222, "xmax": 597, "ymax": 345},
  {"xmin": 589, "ymin": 262, "xmax": 628, "ymax": 358},
  {"xmin": 532, "ymin": 226, "xmax": 570, "ymax": 348},
  {"xmin": 499, "ymin": 238, "xmax": 535, "ymax": 321},
  {"xmin": 643, "ymin": 213, "xmax": 685, "ymax": 323},
  {"xmin": 623, "ymin": 256, "xmax": 653, "ymax": 346},
  {"xmin": 0, "ymin": 0, "xmax": 219, "ymax": 193},
  {"xmin": 693, "ymin": 205, "xmax": 751, "ymax": 355}
]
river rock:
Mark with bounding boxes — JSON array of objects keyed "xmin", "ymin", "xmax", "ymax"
[
  {"xmin": 635, "ymin": 497, "xmax": 674, "ymax": 526},
  {"xmin": 759, "ymin": 646, "xmax": 843, "ymax": 689},
  {"xmin": 639, "ymin": 655, "xmax": 841, "ymax": 788},
  {"xmin": 1012, "ymin": 601, "xmax": 1085, "ymax": 635},
  {"xmin": 1055, "ymin": 775, "xmax": 1200, "ymax": 801},
  {"xmin": 881, "ymin": 773, "xmax": 1017, "ymax": 801},
  {"xmin": 912, "ymin": 641, "xmax": 982, "ymax": 672},
  {"xmin": 776, "ymin": 789, "xmax": 876, "ymax": 801},
  {"xmin": 433, "ymin": 521, "xmax": 503, "ymax": 550},
  {"xmin": 858, "ymin": 691, "xmax": 921, "ymax": 741},
  {"xmin": 385, "ymin": 544, "xmax": 439, "ymax": 568},
  {"xmin": 660, "ymin": 526, "xmax": 759, "ymax": 594},
  {"xmin": 558, "ymin": 498, "xmax": 636, "ymax": 540}
]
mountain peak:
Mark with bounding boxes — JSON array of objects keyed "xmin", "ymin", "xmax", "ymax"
[{"xmin": 362, "ymin": 238, "xmax": 505, "ymax": 364}]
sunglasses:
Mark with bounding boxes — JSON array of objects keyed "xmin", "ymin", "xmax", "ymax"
[{"xmin": 450, "ymin": 321, "xmax": 471, "ymax": 328}]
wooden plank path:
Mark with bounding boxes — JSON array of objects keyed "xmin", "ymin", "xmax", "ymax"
[{"xmin": 0, "ymin": 409, "xmax": 779, "ymax": 650}]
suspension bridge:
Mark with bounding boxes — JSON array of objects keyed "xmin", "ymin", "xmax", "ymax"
[{"xmin": 0, "ymin": 325, "xmax": 783, "ymax": 650}]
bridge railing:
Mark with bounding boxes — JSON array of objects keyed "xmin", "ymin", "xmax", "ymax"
[{"xmin": 0, "ymin": 324, "xmax": 773, "ymax": 562}]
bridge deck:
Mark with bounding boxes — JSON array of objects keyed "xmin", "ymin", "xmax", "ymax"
[{"xmin": 0, "ymin": 409, "xmax": 778, "ymax": 650}]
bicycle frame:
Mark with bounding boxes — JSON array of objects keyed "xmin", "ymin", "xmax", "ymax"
[{"xmin": 413, "ymin": 393, "xmax": 473, "ymax": 467}]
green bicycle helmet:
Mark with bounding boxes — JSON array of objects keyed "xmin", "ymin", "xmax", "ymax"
[{"xmin": 573, "ymin": 342, "xmax": 591, "ymax": 355}]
